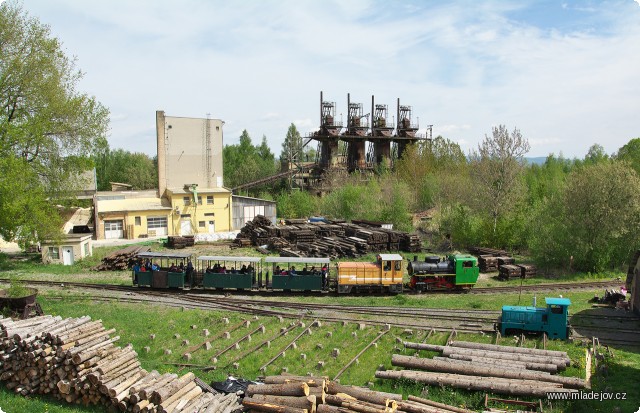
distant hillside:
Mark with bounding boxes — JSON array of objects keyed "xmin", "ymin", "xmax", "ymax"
[{"xmin": 525, "ymin": 157, "xmax": 547, "ymax": 165}]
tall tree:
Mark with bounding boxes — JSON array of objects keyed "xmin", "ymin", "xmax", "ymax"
[
  {"xmin": 469, "ymin": 125, "xmax": 530, "ymax": 238},
  {"xmin": 94, "ymin": 147, "xmax": 158, "ymax": 190},
  {"xmin": 616, "ymin": 138, "xmax": 640, "ymax": 175},
  {"xmin": 223, "ymin": 130, "xmax": 277, "ymax": 190},
  {"xmin": 0, "ymin": 2, "xmax": 109, "ymax": 246},
  {"xmin": 281, "ymin": 123, "xmax": 303, "ymax": 163}
]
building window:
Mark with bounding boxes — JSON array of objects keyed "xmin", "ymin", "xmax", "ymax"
[
  {"xmin": 204, "ymin": 213, "xmax": 214, "ymax": 217},
  {"xmin": 207, "ymin": 195, "xmax": 213, "ymax": 205},
  {"xmin": 183, "ymin": 196, "xmax": 190, "ymax": 206},
  {"xmin": 135, "ymin": 216, "xmax": 141, "ymax": 226},
  {"xmin": 199, "ymin": 221, "xmax": 205, "ymax": 228},
  {"xmin": 198, "ymin": 196, "xmax": 203, "ymax": 205},
  {"xmin": 83, "ymin": 243, "xmax": 89, "ymax": 256},
  {"xmin": 147, "ymin": 216, "xmax": 168, "ymax": 229},
  {"xmin": 49, "ymin": 247, "xmax": 60, "ymax": 260}
]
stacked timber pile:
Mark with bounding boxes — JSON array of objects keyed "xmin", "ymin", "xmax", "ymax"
[
  {"xmin": 244, "ymin": 375, "xmax": 470, "ymax": 413},
  {"xmin": 498, "ymin": 264, "xmax": 521, "ymax": 280},
  {"xmin": 516, "ymin": 264, "xmax": 537, "ymax": 279},
  {"xmin": 478, "ymin": 255, "xmax": 499, "ymax": 273},
  {"xmin": 235, "ymin": 216, "xmax": 421, "ymax": 258},
  {"xmin": 166, "ymin": 235, "xmax": 195, "ymax": 249},
  {"xmin": 92, "ymin": 245, "xmax": 151, "ymax": 271},
  {"xmin": 470, "ymin": 246, "xmax": 510, "ymax": 256},
  {"xmin": 496, "ymin": 256, "xmax": 515, "ymax": 266},
  {"xmin": 376, "ymin": 340, "xmax": 583, "ymax": 398},
  {"xmin": 0, "ymin": 315, "xmax": 242, "ymax": 412}
]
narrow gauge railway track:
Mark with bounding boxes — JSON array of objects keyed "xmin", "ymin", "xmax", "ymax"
[
  {"xmin": 1, "ymin": 278, "xmax": 620, "ymax": 296},
  {"xmin": 45, "ymin": 292, "xmax": 493, "ymax": 335},
  {"xmin": 470, "ymin": 280, "xmax": 622, "ymax": 294},
  {"xmin": 183, "ymin": 294, "xmax": 499, "ymax": 324}
]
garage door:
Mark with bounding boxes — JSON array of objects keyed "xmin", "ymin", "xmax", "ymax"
[
  {"xmin": 147, "ymin": 216, "xmax": 168, "ymax": 236},
  {"xmin": 104, "ymin": 220, "xmax": 124, "ymax": 239}
]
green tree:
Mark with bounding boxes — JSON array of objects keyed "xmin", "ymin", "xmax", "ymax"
[
  {"xmin": 584, "ymin": 143, "xmax": 609, "ymax": 165},
  {"xmin": 529, "ymin": 162, "xmax": 640, "ymax": 272},
  {"xmin": 616, "ymin": 138, "xmax": 640, "ymax": 175},
  {"xmin": 281, "ymin": 123, "xmax": 303, "ymax": 163},
  {"xmin": 469, "ymin": 125, "xmax": 530, "ymax": 240},
  {"xmin": 0, "ymin": 2, "xmax": 109, "ymax": 246},
  {"xmin": 223, "ymin": 130, "xmax": 277, "ymax": 190},
  {"xmin": 94, "ymin": 147, "xmax": 157, "ymax": 190}
]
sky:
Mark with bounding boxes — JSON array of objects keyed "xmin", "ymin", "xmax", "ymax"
[{"xmin": 22, "ymin": 0, "xmax": 640, "ymax": 158}]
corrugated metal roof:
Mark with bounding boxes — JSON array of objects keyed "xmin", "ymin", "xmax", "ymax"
[
  {"xmin": 197, "ymin": 256, "xmax": 262, "ymax": 262},
  {"xmin": 232, "ymin": 195, "xmax": 276, "ymax": 204},
  {"xmin": 264, "ymin": 257, "xmax": 330, "ymax": 264},
  {"xmin": 98, "ymin": 197, "xmax": 172, "ymax": 213},
  {"xmin": 137, "ymin": 251, "xmax": 192, "ymax": 259},
  {"xmin": 378, "ymin": 254, "xmax": 404, "ymax": 261},
  {"xmin": 168, "ymin": 187, "xmax": 231, "ymax": 194},
  {"xmin": 545, "ymin": 297, "xmax": 571, "ymax": 306}
]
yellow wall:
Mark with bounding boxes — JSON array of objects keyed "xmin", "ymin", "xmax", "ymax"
[
  {"xmin": 167, "ymin": 191, "xmax": 232, "ymax": 235},
  {"xmin": 97, "ymin": 210, "xmax": 172, "ymax": 239}
]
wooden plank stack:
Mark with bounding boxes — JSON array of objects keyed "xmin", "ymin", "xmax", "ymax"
[
  {"xmin": 478, "ymin": 255, "xmax": 499, "ymax": 273},
  {"xmin": 516, "ymin": 264, "xmax": 537, "ymax": 279},
  {"xmin": 0, "ymin": 315, "xmax": 242, "ymax": 412},
  {"xmin": 243, "ymin": 374, "xmax": 470, "ymax": 413},
  {"xmin": 377, "ymin": 340, "xmax": 583, "ymax": 398},
  {"xmin": 498, "ymin": 265, "xmax": 521, "ymax": 280},
  {"xmin": 166, "ymin": 236, "xmax": 195, "ymax": 249},
  {"xmin": 235, "ymin": 216, "xmax": 421, "ymax": 258},
  {"xmin": 92, "ymin": 246, "xmax": 151, "ymax": 271}
]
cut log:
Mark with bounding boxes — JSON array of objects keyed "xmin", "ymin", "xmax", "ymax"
[
  {"xmin": 441, "ymin": 346, "xmax": 568, "ymax": 369},
  {"xmin": 247, "ymin": 383, "xmax": 310, "ymax": 397},
  {"xmin": 376, "ymin": 370, "xmax": 576, "ymax": 397},
  {"xmin": 403, "ymin": 343, "xmax": 445, "ymax": 352},
  {"xmin": 243, "ymin": 398, "xmax": 309, "ymax": 413},
  {"xmin": 249, "ymin": 394, "xmax": 317, "ymax": 412},
  {"xmin": 265, "ymin": 375, "xmax": 325, "ymax": 388},
  {"xmin": 391, "ymin": 355, "xmax": 585, "ymax": 389},
  {"xmin": 407, "ymin": 396, "xmax": 477, "ymax": 413},
  {"xmin": 151, "ymin": 372, "xmax": 195, "ymax": 404},
  {"xmin": 434, "ymin": 355, "xmax": 557, "ymax": 374},
  {"xmin": 449, "ymin": 341, "xmax": 569, "ymax": 360},
  {"xmin": 327, "ymin": 382, "xmax": 402, "ymax": 404}
]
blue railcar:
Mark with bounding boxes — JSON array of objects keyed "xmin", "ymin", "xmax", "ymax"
[{"xmin": 497, "ymin": 297, "xmax": 571, "ymax": 339}]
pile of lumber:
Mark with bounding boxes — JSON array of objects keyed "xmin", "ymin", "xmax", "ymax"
[
  {"xmin": 478, "ymin": 255, "xmax": 499, "ymax": 273},
  {"xmin": 234, "ymin": 216, "xmax": 421, "ymax": 258},
  {"xmin": 516, "ymin": 264, "xmax": 537, "ymax": 278},
  {"xmin": 376, "ymin": 340, "xmax": 583, "ymax": 398},
  {"xmin": 470, "ymin": 246, "xmax": 510, "ymax": 256},
  {"xmin": 498, "ymin": 265, "xmax": 521, "ymax": 280},
  {"xmin": 496, "ymin": 256, "xmax": 515, "ymax": 266},
  {"xmin": 243, "ymin": 374, "xmax": 470, "ymax": 413},
  {"xmin": 0, "ymin": 315, "xmax": 241, "ymax": 412},
  {"xmin": 166, "ymin": 236, "xmax": 195, "ymax": 249},
  {"xmin": 92, "ymin": 245, "xmax": 151, "ymax": 271}
]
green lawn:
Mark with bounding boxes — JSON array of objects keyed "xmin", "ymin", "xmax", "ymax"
[{"xmin": 0, "ymin": 291, "xmax": 637, "ymax": 413}]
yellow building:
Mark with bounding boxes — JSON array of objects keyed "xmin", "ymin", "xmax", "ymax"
[
  {"xmin": 93, "ymin": 111, "xmax": 233, "ymax": 240},
  {"xmin": 166, "ymin": 187, "xmax": 232, "ymax": 235}
]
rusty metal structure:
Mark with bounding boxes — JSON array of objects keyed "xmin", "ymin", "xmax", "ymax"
[
  {"xmin": 232, "ymin": 91, "xmax": 432, "ymax": 193},
  {"xmin": 311, "ymin": 91, "xmax": 431, "ymax": 173}
]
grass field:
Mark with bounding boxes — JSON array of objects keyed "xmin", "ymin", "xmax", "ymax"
[
  {"xmin": 0, "ymin": 245, "xmax": 638, "ymax": 413},
  {"xmin": 1, "ymin": 290, "xmax": 638, "ymax": 413}
]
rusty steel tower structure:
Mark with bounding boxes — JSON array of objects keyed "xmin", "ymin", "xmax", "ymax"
[{"xmin": 310, "ymin": 91, "xmax": 431, "ymax": 174}]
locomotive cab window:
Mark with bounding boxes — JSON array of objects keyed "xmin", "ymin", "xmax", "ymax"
[
  {"xmin": 463, "ymin": 260, "xmax": 473, "ymax": 268},
  {"xmin": 394, "ymin": 261, "xmax": 401, "ymax": 271},
  {"xmin": 384, "ymin": 261, "xmax": 391, "ymax": 271},
  {"xmin": 550, "ymin": 305, "xmax": 563, "ymax": 314}
]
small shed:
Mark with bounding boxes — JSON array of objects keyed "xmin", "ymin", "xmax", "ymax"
[
  {"xmin": 41, "ymin": 234, "xmax": 93, "ymax": 265},
  {"xmin": 231, "ymin": 195, "xmax": 276, "ymax": 230}
]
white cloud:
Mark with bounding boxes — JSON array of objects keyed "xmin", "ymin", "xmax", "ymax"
[{"xmin": 22, "ymin": 0, "xmax": 640, "ymax": 159}]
